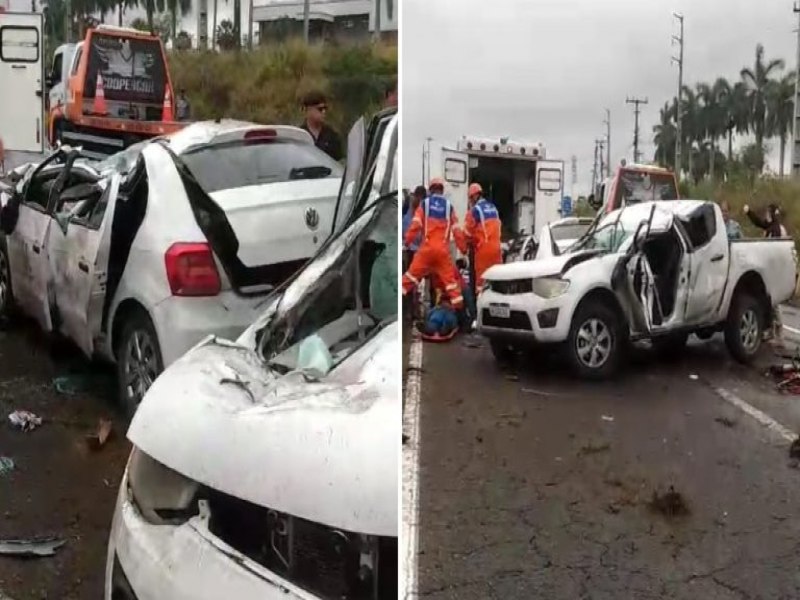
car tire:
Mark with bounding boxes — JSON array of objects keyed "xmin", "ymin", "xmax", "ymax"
[
  {"xmin": 567, "ymin": 300, "xmax": 623, "ymax": 380},
  {"xmin": 0, "ymin": 240, "xmax": 15, "ymax": 318},
  {"xmin": 115, "ymin": 309, "xmax": 164, "ymax": 420},
  {"xmin": 724, "ymin": 291, "xmax": 764, "ymax": 364},
  {"xmin": 652, "ymin": 332, "xmax": 689, "ymax": 358},
  {"xmin": 489, "ymin": 338, "xmax": 517, "ymax": 364}
]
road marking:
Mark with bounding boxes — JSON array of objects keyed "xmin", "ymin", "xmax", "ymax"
[
  {"xmin": 712, "ymin": 386, "xmax": 796, "ymax": 443},
  {"xmin": 401, "ymin": 328, "xmax": 423, "ymax": 600}
]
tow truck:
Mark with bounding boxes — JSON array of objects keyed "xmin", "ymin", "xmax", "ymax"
[
  {"xmin": 46, "ymin": 25, "xmax": 186, "ymax": 158},
  {"xmin": 589, "ymin": 163, "xmax": 679, "ymax": 214}
]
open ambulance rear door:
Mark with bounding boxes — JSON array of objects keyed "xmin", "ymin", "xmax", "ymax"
[
  {"xmin": 0, "ymin": 12, "xmax": 44, "ymax": 153},
  {"xmin": 534, "ymin": 159, "xmax": 564, "ymax": 230},
  {"xmin": 442, "ymin": 148, "xmax": 469, "ymax": 256}
]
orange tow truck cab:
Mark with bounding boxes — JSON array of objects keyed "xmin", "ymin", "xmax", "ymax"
[
  {"xmin": 47, "ymin": 25, "xmax": 187, "ymax": 158},
  {"xmin": 592, "ymin": 164, "xmax": 680, "ymax": 215}
]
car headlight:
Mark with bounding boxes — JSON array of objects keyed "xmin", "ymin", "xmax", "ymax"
[
  {"xmin": 127, "ymin": 447, "xmax": 201, "ymax": 525},
  {"xmin": 531, "ymin": 277, "xmax": 570, "ymax": 299}
]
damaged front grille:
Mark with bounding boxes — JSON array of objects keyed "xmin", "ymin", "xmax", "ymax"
[
  {"xmin": 207, "ymin": 490, "xmax": 397, "ymax": 599},
  {"xmin": 491, "ymin": 279, "xmax": 533, "ymax": 295}
]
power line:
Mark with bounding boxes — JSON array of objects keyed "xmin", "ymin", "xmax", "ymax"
[
  {"xmin": 672, "ymin": 12, "xmax": 684, "ymax": 176},
  {"xmin": 626, "ymin": 96, "xmax": 648, "ymax": 163}
]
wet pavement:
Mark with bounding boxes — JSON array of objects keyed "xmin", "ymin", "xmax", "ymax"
[
  {"xmin": 0, "ymin": 322, "xmax": 129, "ymax": 599},
  {"xmin": 411, "ymin": 331, "xmax": 800, "ymax": 599}
]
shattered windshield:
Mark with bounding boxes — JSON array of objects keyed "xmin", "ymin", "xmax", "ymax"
[
  {"xmin": 259, "ymin": 197, "xmax": 397, "ymax": 375},
  {"xmin": 255, "ymin": 112, "xmax": 398, "ymax": 376}
]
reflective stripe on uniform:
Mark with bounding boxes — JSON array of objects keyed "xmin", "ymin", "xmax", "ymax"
[
  {"xmin": 405, "ymin": 272, "xmax": 420, "ymax": 285},
  {"xmin": 445, "ymin": 283, "xmax": 459, "ymax": 291},
  {"xmin": 476, "ymin": 201, "xmax": 488, "ymax": 242}
]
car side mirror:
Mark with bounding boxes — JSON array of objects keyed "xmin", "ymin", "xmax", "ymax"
[{"xmin": 588, "ymin": 194, "xmax": 601, "ymax": 210}]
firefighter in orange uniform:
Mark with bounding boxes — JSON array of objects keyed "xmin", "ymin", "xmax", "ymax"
[
  {"xmin": 464, "ymin": 183, "xmax": 502, "ymax": 288},
  {"xmin": 402, "ymin": 178, "xmax": 466, "ymax": 309}
]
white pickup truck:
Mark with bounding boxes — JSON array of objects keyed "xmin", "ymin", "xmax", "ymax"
[{"xmin": 478, "ymin": 200, "xmax": 798, "ymax": 378}]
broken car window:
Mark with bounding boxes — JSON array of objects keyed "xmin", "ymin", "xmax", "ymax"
[
  {"xmin": 181, "ymin": 139, "xmax": 343, "ymax": 194},
  {"xmin": 679, "ymin": 204, "xmax": 717, "ymax": 250},
  {"xmin": 261, "ymin": 197, "xmax": 397, "ymax": 375}
]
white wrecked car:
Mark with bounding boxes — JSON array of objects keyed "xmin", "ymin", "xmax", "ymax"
[
  {"xmin": 104, "ymin": 108, "xmax": 399, "ymax": 599},
  {"xmin": 479, "ymin": 200, "xmax": 797, "ymax": 378},
  {"xmin": 0, "ymin": 122, "xmax": 342, "ymax": 415}
]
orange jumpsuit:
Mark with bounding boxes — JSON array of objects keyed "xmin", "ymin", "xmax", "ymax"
[
  {"xmin": 403, "ymin": 194, "xmax": 465, "ymax": 308},
  {"xmin": 464, "ymin": 197, "xmax": 502, "ymax": 287}
]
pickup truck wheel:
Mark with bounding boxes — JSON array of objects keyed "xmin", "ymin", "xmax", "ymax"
[
  {"xmin": 567, "ymin": 301, "xmax": 621, "ymax": 380},
  {"xmin": 489, "ymin": 338, "xmax": 517, "ymax": 364},
  {"xmin": 116, "ymin": 310, "xmax": 164, "ymax": 420},
  {"xmin": 724, "ymin": 292, "xmax": 763, "ymax": 363}
]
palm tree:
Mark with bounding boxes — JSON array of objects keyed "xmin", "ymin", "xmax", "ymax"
[
  {"xmin": 681, "ymin": 85, "xmax": 702, "ymax": 180},
  {"xmin": 766, "ymin": 72, "xmax": 796, "ymax": 176},
  {"xmin": 719, "ymin": 81, "xmax": 750, "ymax": 164},
  {"xmin": 653, "ymin": 101, "xmax": 676, "ymax": 168},
  {"xmin": 166, "ymin": 0, "xmax": 191, "ymax": 40},
  {"xmin": 134, "ymin": 0, "xmax": 165, "ymax": 31},
  {"xmin": 212, "ymin": 0, "xmax": 229, "ymax": 49},
  {"xmin": 741, "ymin": 44, "xmax": 785, "ymax": 152}
]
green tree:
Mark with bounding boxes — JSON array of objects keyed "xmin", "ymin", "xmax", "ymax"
[
  {"xmin": 166, "ymin": 0, "xmax": 191, "ymax": 41},
  {"xmin": 216, "ymin": 19, "xmax": 237, "ymax": 51},
  {"xmin": 740, "ymin": 44, "xmax": 785, "ymax": 154},
  {"xmin": 766, "ymin": 72, "xmax": 795, "ymax": 176},
  {"xmin": 681, "ymin": 85, "xmax": 702, "ymax": 181},
  {"xmin": 653, "ymin": 101, "xmax": 676, "ymax": 168}
]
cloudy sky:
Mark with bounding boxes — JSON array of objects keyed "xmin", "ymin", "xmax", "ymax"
[{"xmin": 402, "ymin": 0, "xmax": 797, "ymax": 194}]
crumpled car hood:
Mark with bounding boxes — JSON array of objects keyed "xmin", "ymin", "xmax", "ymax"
[
  {"xmin": 127, "ymin": 321, "xmax": 399, "ymax": 537},
  {"xmin": 485, "ymin": 252, "xmax": 597, "ymax": 280}
]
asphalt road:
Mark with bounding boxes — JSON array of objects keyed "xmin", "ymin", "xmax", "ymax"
[
  {"xmin": 409, "ymin": 327, "xmax": 800, "ymax": 599},
  {"xmin": 0, "ymin": 322, "xmax": 129, "ymax": 599}
]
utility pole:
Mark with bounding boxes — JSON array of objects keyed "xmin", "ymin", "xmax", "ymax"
[
  {"xmin": 591, "ymin": 140, "xmax": 599, "ymax": 195},
  {"xmin": 626, "ymin": 96, "xmax": 648, "ymax": 163},
  {"xmin": 374, "ymin": 0, "xmax": 381, "ymax": 41},
  {"xmin": 672, "ymin": 12, "xmax": 684, "ymax": 176},
  {"xmin": 596, "ymin": 139, "xmax": 605, "ymax": 180},
  {"xmin": 791, "ymin": 3, "xmax": 800, "ymax": 177},
  {"xmin": 604, "ymin": 108, "xmax": 611, "ymax": 177},
  {"xmin": 570, "ymin": 155, "xmax": 578, "ymax": 197},
  {"xmin": 303, "ymin": 0, "xmax": 310, "ymax": 43},
  {"xmin": 425, "ymin": 137, "xmax": 432, "ymax": 184},
  {"xmin": 248, "ymin": 0, "xmax": 254, "ymax": 49}
]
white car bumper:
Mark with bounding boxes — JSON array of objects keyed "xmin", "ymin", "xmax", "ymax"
[
  {"xmin": 105, "ymin": 471, "xmax": 318, "ymax": 600},
  {"xmin": 477, "ymin": 288, "xmax": 572, "ymax": 343},
  {"xmin": 150, "ymin": 292, "xmax": 265, "ymax": 367}
]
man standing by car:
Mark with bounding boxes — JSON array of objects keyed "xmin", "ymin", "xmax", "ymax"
[
  {"xmin": 300, "ymin": 91, "xmax": 343, "ymax": 161},
  {"xmin": 464, "ymin": 182, "xmax": 502, "ymax": 288},
  {"xmin": 720, "ymin": 201, "xmax": 742, "ymax": 240}
]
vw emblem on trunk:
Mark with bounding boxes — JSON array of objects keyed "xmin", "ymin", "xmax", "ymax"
[{"xmin": 305, "ymin": 207, "xmax": 320, "ymax": 230}]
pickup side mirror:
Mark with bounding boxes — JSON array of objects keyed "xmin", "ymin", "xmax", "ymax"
[{"xmin": 588, "ymin": 193, "xmax": 602, "ymax": 210}]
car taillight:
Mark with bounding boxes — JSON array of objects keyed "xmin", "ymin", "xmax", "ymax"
[{"xmin": 164, "ymin": 242, "xmax": 221, "ymax": 297}]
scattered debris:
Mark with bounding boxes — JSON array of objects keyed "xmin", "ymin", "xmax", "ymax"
[
  {"xmin": 52, "ymin": 374, "xmax": 86, "ymax": 396},
  {"xmin": 0, "ymin": 457, "xmax": 13, "ymax": 477},
  {"xmin": 789, "ymin": 437, "xmax": 800, "ymax": 460},
  {"xmin": 689, "ymin": 374, "xmax": 699, "ymax": 381},
  {"xmin": 601, "ymin": 415, "xmax": 615, "ymax": 422},
  {"xmin": 8, "ymin": 411, "xmax": 42, "ymax": 432},
  {"xmin": 714, "ymin": 416, "xmax": 737, "ymax": 428},
  {"xmin": 475, "ymin": 434, "xmax": 483, "ymax": 444},
  {"xmin": 0, "ymin": 537, "xmax": 65, "ymax": 557},
  {"xmin": 505, "ymin": 374, "xmax": 519, "ymax": 382},
  {"xmin": 578, "ymin": 442, "xmax": 611, "ymax": 456},
  {"xmin": 85, "ymin": 419, "xmax": 113, "ymax": 451},
  {"xmin": 768, "ymin": 362, "xmax": 800, "ymax": 394},
  {"xmin": 648, "ymin": 485, "xmax": 690, "ymax": 517}
]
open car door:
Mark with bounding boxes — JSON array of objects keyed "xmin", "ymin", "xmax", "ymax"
[{"xmin": 54, "ymin": 174, "xmax": 118, "ymax": 356}]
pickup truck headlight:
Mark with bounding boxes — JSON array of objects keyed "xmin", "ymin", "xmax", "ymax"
[
  {"xmin": 127, "ymin": 447, "xmax": 201, "ymax": 525},
  {"xmin": 531, "ymin": 277, "xmax": 570, "ymax": 299}
]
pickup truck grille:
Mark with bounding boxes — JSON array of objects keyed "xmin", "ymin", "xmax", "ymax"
[
  {"xmin": 490, "ymin": 279, "xmax": 533, "ymax": 295},
  {"xmin": 482, "ymin": 309, "xmax": 533, "ymax": 330}
]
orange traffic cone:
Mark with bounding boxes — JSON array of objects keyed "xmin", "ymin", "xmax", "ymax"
[
  {"xmin": 162, "ymin": 87, "xmax": 174, "ymax": 122},
  {"xmin": 94, "ymin": 74, "xmax": 108, "ymax": 115}
]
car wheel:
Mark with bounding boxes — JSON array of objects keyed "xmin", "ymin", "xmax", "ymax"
[
  {"xmin": 0, "ymin": 241, "xmax": 15, "ymax": 318},
  {"xmin": 567, "ymin": 301, "xmax": 622, "ymax": 379},
  {"xmin": 724, "ymin": 292, "xmax": 763, "ymax": 363},
  {"xmin": 116, "ymin": 310, "xmax": 164, "ymax": 420},
  {"xmin": 489, "ymin": 338, "xmax": 517, "ymax": 364},
  {"xmin": 652, "ymin": 332, "xmax": 689, "ymax": 358}
]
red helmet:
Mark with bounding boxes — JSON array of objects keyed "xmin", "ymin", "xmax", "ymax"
[{"xmin": 468, "ymin": 183, "xmax": 483, "ymax": 198}]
